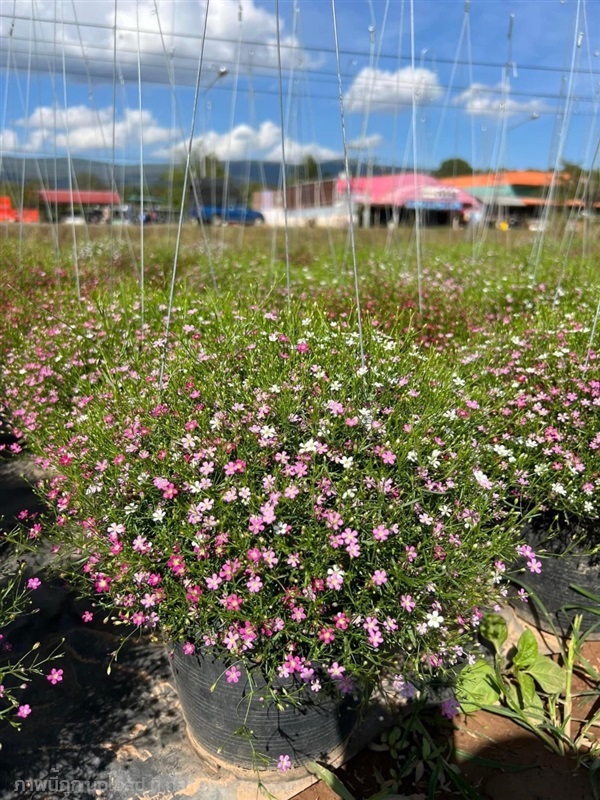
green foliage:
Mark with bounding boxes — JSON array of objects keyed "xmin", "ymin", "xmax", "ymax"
[
  {"xmin": 433, "ymin": 158, "xmax": 473, "ymax": 178},
  {"xmin": 456, "ymin": 612, "xmax": 599, "ymax": 773}
]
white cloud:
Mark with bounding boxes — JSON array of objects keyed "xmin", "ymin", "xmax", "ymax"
[
  {"xmin": 9, "ymin": 103, "xmax": 174, "ymax": 155},
  {"xmin": 5, "ymin": 103, "xmax": 339, "ymax": 163},
  {"xmin": 1, "ymin": 0, "xmax": 313, "ymax": 85},
  {"xmin": 165, "ymin": 120, "xmax": 339, "ymax": 163},
  {"xmin": 456, "ymin": 82, "xmax": 547, "ymax": 118},
  {"xmin": 347, "ymin": 134, "xmax": 383, "ymax": 151},
  {"xmin": 344, "ymin": 67, "xmax": 443, "ymax": 113}
]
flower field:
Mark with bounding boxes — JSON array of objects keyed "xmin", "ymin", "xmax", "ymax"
[{"xmin": 0, "ymin": 225, "xmax": 599, "ymax": 785}]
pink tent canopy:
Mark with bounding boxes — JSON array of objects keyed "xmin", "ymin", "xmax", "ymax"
[{"xmin": 336, "ymin": 174, "xmax": 481, "ymax": 209}]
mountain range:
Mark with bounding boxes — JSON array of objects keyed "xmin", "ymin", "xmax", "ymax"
[{"xmin": 0, "ymin": 156, "xmax": 391, "ymax": 193}]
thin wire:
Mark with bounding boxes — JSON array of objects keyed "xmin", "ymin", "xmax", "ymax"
[
  {"xmin": 111, "ymin": 0, "xmax": 119, "ymax": 267},
  {"xmin": 3, "ymin": 9, "xmax": 598, "ymax": 79},
  {"xmin": 151, "ymin": 0, "xmax": 216, "ymax": 287},
  {"xmin": 60, "ymin": 0, "xmax": 81, "ymax": 301},
  {"xmin": 158, "ymin": 0, "xmax": 212, "ymax": 390},
  {"xmin": 275, "ymin": 0, "xmax": 291, "ymax": 299},
  {"xmin": 532, "ymin": 0, "xmax": 583, "ymax": 277},
  {"xmin": 218, "ymin": 0, "xmax": 244, "ymax": 256},
  {"xmin": 136, "ymin": 0, "xmax": 145, "ymax": 336},
  {"xmin": 409, "ymin": 0, "xmax": 423, "ymax": 316},
  {"xmin": 331, "ymin": 0, "xmax": 365, "ymax": 370}
]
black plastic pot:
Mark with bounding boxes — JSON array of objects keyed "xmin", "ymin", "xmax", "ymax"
[
  {"xmin": 171, "ymin": 647, "xmax": 359, "ymax": 771},
  {"xmin": 511, "ymin": 554, "xmax": 599, "ymax": 639}
]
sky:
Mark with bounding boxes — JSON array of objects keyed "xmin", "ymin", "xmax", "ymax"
[{"xmin": 0, "ymin": 0, "xmax": 599, "ymax": 176}]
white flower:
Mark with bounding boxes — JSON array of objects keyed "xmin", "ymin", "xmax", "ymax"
[
  {"xmin": 551, "ymin": 483, "xmax": 567, "ymax": 496},
  {"xmin": 428, "ymin": 450, "xmax": 441, "ymax": 468},
  {"xmin": 260, "ymin": 425, "xmax": 276, "ymax": 440},
  {"xmin": 299, "ymin": 438, "xmax": 319, "ymax": 454},
  {"xmin": 152, "ymin": 508, "xmax": 166, "ymax": 521},
  {"xmin": 426, "ymin": 610, "xmax": 444, "ymax": 629},
  {"xmin": 339, "ymin": 456, "xmax": 354, "ymax": 470},
  {"xmin": 407, "ymin": 450, "xmax": 418, "ymax": 462},
  {"xmin": 473, "ymin": 470, "xmax": 493, "ymax": 490}
]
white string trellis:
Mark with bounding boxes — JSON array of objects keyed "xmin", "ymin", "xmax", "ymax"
[{"xmin": 331, "ymin": 0, "xmax": 365, "ymax": 370}]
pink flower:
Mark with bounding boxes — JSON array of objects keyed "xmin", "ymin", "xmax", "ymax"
[
  {"xmin": 277, "ymin": 754, "xmax": 292, "ymax": 772},
  {"xmin": 372, "ymin": 525, "xmax": 390, "ymax": 541},
  {"xmin": 26, "ymin": 577, "xmax": 41, "ymax": 590},
  {"xmin": 441, "ymin": 697, "xmax": 461, "ymax": 719},
  {"xmin": 328, "ymin": 662, "xmax": 345, "ymax": 679},
  {"xmin": 372, "ymin": 570, "xmax": 388, "ymax": 587},
  {"xmin": 405, "ymin": 545, "xmax": 417, "ymax": 562},
  {"xmin": 226, "ymin": 666, "xmax": 241, "ymax": 684},
  {"xmin": 527, "ymin": 558, "xmax": 542, "ymax": 574},
  {"xmin": 401, "ymin": 594, "xmax": 416, "ymax": 612},
  {"xmin": 94, "ymin": 574, "xmax": 111, "ymax": 593},
  {"xmin": 81, "ymin": 611, "xmax": 93, "ymax": 623},
  {"xmin": 205, "ymin": 574, "xmax": 223, "ymax": 590},
  {"xmin": 17, "ymin": 705, "xmax": 31, "ymax": 718},
  {"xmin": 318, "ymin": 627, "xmax": 336, "ymax": 644},
  {"xmin": 246, "ymin": 575, "xmax": 263, "ymax": 593},
  {"xmin": 182, "ymin": 642, "xmax": 195, "ymax": 655},
  {"xmin": 46, "ymin": 669, "xmax": 63, "ymax": 685}
]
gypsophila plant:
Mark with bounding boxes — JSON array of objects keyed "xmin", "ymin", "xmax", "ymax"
[
  {"xmin": 3, "ymin": 291, "xmax": 528, "ymax": 703},
  {"xmin": 447, "ymin": 312, "xmax": 600, "ymax": 554},
  {"xmin": 0, "ymin": 564, "xmax": 64, "ymax": 739}
]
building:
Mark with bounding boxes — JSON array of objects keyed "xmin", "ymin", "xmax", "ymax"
[
  {"xmin": 337, "ymin": 173, "xmax": 480, "ymax": 227},
  {"xmin": 253, "ymin": 174, "xmax": 480, "ymax": 228},
  {"xmin": 437, "ymin": 171, "xmax": 576, "ymax": 225},
  {"xmin": 38, "ymin": 190, "xmax": 122, "ymax": 223}
]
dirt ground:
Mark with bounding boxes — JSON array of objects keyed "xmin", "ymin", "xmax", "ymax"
[{"xmin": 292, "ymin": 613, "xmax": 600, "ymax": 800}]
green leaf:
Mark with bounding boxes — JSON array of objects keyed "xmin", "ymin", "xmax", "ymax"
[
  {"xmin": 512, "ymin": 629, "xmax": 538, "ymax": 670},
  {"xmin": 456, "ymin": 660, "xmax": 501, "ymax": 713},
  {"xmin": 388, "ymin": 727, "xmax": 402, "ymax": 748},
  {"xmin": 422, "ymin": 736, "xmax": 431, "ymax": 760},
  {"xmin": 525, "ymin": 655, "xmax": 566, "ymax": 695},
  {"xmin": 480, "ymin": 613, "xmax": 508, "ymax": 654},
  {"xmin": 307, "ymin": 762, "xmax": 357, "ymax": 800},
  {"xmin": 516, "ymin": 670, "xmax": 537, "ymax": 708}
]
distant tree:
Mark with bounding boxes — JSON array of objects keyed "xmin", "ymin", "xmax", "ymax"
[
  {"xmin": 74, "ymin": 172, "xmax": 109, "ymax": 191},
  {"xmin": 434, "ymin": 158, "xmax": 473, "ymax": 178},
  {"xmin": 159, "ymin": 147, "xmax": 225, "ymax": 209},
  {"xmin": 290, "ymin": 155, "xmax": 320, "ymax": 184}
]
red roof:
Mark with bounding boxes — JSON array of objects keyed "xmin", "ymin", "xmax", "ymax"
[{"xmin": 38, "ymin": 190, "xmax": 121, "ymax": 205}]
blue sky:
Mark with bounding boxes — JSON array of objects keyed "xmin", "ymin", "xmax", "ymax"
[{"xmin": 0, "ymin": 0, "xmax": 598, "ymax": 175}]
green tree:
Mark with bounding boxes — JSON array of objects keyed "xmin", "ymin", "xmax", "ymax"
[{"xmin": 434, "ymin": 158, "xmax": 473, "ymax": 178}]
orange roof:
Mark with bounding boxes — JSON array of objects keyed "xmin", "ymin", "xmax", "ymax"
[{"xmin": 439, "ymin": 171, "xmax": 564, "ymax": 188}]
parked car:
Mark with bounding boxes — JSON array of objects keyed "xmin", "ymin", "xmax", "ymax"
[
  {"xmin": 191, "ymin": 205, "xmax": 265, "ymax": 227},
  {"xmin": 60, "ymin": 214, "xmax": 86, "ymax": 225}
]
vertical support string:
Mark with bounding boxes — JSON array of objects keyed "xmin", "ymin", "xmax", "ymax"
[
  {"xmin": 275, "ymin": 0, "xmax": 291, "ymax": 302},
  {"xmin": 409, "ymin": 0, "xmax": 423, "ymax": 315},
  {"xmin": 136, "ymin": 0, "xmax": 145, "ymax": 337},
  {"xmin": 331, "ymin": 0, "xmax": 365, "ymax": 370},
  {"xmin": 159, "ymin": 0, "xmax": 212, "ymax": 390}
]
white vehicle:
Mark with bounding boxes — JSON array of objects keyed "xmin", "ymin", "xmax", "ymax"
[{"xmin": 60, "ymin": 214, "xmax": 86, "ymax": 225}]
